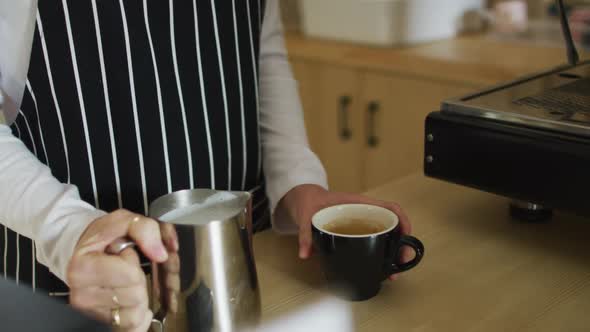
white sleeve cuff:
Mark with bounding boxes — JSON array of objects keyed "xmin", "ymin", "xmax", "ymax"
[
  {"xmin": 38, "ymin": 207, "xmax": 106, "ymax": 283},
  {"xmin": 265, "ymin": 148, "xmax": 328, "ymax": 234}
]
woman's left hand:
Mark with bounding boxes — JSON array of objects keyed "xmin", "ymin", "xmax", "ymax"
[{"xmin": 279, "ymin": 184, "xmax": 413, "ymax": 280}]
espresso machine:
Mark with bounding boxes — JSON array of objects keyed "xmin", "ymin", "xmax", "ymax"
[{"xmin": 424, "ymin": 0, "xmax": 590, "ymax": 220}]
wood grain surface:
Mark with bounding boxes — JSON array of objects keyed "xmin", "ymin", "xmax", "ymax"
[{"xmin": 255, "ymin": 174, "xmax": 590, "ymax": 332}]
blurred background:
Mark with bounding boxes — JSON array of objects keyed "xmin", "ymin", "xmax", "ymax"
[
  {"xmin": 277, "ymin": 0, "xmax": 590, "ymax": 193},
  {"xmin": 282, "ymin": 0, "xmax": 590, "ymax": 47}
]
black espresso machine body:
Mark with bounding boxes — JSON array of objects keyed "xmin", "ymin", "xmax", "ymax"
[{"xmin": 424, "ymin": 61, "xmax": 590, "ymax": 217}]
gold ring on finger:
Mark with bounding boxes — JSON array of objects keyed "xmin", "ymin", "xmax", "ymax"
[
  {"xmin": 111, "ymin": 307, "xmax": 121, "ymax": 327},
  {"xmin": 112, "ymin": 293, "xmax": 120, "ymax": 306}
]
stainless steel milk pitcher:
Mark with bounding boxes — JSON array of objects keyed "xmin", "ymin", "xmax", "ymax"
[{"xmin": 108, "ymin": 189, "xmax": 261, "ymax": 332}]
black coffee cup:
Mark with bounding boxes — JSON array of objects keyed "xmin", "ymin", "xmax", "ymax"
[{"xmin": 312, "ymin": 204, "xmax": 424, "ymax": 301}]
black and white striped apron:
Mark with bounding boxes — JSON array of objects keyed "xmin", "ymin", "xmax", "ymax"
[{"xmin": 2, "ymin": 0, "xmax": 269, "ymax": 295}]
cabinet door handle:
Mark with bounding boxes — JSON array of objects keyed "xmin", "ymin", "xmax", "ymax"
[
  {"xmin": 367, "ymin": 101, "xmax": 380, "ymax": 148},
  {"xmin": 338, "ymin": 96, "xmax": 352, "ymax": 140}
]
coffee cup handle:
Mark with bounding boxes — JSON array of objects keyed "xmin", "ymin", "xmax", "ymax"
[{"xmin": 387, "ymin": 235, "xmax": 425, "ymax": 275}]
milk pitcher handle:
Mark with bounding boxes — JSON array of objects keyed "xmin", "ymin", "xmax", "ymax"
[{"xmin": 106, "ymin": 237, "xmax": 168, "ymax": 331}]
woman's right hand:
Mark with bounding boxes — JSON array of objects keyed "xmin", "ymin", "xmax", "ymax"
[{"xmin": 67, "ymin": 209, "xmax": 169, "ymax": 332}]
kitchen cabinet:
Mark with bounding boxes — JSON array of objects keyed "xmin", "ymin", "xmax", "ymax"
[
  {"xmin": 287, "ymin": 34, "xmax": 566, "ymax": 193},
  {"xmin": 291, "ymin": 60, "xmax": 473, "ymax": 192},
  {"xmin": 290, "ymin": 59, "xmax": 322, "ymax": 154},
  {"xmin": 292, "ymin": 60, "xmax": 364, "ymax": 192},
  {"xmin": 360, "ymin": 73, "xmax": 473, "ymax": 189},
  {"xmin": 313, "ymin": 65, "xmax": 364, "ymax": 193}
]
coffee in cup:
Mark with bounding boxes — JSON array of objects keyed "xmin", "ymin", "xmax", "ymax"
[{"xmin": 323, "ymin": 218, "xmax": 387, "ymax": 235}]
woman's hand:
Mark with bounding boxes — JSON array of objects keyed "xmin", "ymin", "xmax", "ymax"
[
  {"xmin": 67, "ymin": 209, "xmax": 170, "ymax": 332},
  {"xmin": 279, "ymin": 184, "xmax": 413, "ymax": 280}
]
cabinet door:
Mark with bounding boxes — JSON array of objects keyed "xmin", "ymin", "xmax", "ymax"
[
  {"xmin": 290, "ymin": 59, "xmax": 322, "ymax": 154},
  {"xmin": 360, "ymin": 73, "xmax": 475, "ymax": 189},
  {"xmin": 315, "ymin": 66, "xmax": 364, "ymax": 193}
]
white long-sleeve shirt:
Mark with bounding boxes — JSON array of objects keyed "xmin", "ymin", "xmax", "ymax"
[{"xmin": 0, "ymin": 0, "xmax": 327, "ymax": 283}]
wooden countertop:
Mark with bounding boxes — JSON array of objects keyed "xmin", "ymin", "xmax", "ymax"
[
  {"xmin": 254, "ymin": 174, "xmax": 590, "ymax": 331},
  {"xmin": 286, "ymin": 34, "xmax": 573, "ymax": 87}
]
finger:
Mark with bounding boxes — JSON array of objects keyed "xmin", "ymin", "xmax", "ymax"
[
  {"xmin": 152, "ymin": 265, "xmax": 161, "ymax": 301},
  {"xmin": 119, "ymin": 307, "xmax": 152, "ymax": 330},
  {"xmin": 164, "ymin": 271, "xmax": 181, "ymax": 293},
  {"xmin": 76, "ymin": 210, "xmax": 168, "ymax": 261},
  {"xmin": 400, "ymin": 246, "xmax": 414, "ymax": 264},
  {"xmin": 167, "ymin": 290, "xmax": 179, "ymax": 314},
  {"xmin": 127, "ymin": 309, "xmax": 154, "ymax": 332},
  {"xmin": 70, "ymin": 284, "xmax": 148, "ymax": 309},
  {"xmin": 159, "ymin": 268, "xmax": 180, "ymax": 313},
  {"xmin": 162, "ymin": 254, "xmax": 180, "ymax": 291},
  {"xmin": 68, "ymin": 254, "xmax": 144, "ymax": 289},
  {"xmin": 387, "ymin": 203, "xmax": 412, "ymax": 235},
  {"xmin": 93, "ymin": 307, "xmax": 152, "ymax": 330},
  {"xmin": 160, "ymin": 223, "xmax": 179, "ymax": 252},
  {"xmin": 298, "ymin": 222, "xmax": 313, "ymax": 259},
  {"xmin": 119, "ymin": 247, "xmax": 141, "ymax": 267},
  {"xmin": 76, "ymin": 209, "xmax": 137, "ymax": 255},
  {"xmin": 128, "ymin": 215, "xmax": 168, "ymax": 262},
  {"xmin": 161, "ymin": 251, "xmax": 181, "ymax": 274},
  {"xmin": 387, "ymin": 247, "xmax": 414, "ymax": 281}
]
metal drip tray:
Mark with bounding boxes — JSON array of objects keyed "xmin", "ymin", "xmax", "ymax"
[
  {"xmin": 515, "ymin": 77, "xmax": 590, "ymax": 119},
  {"xmin": 442, "ymin": 61, "xmax": 590, "ymax": 137}
]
